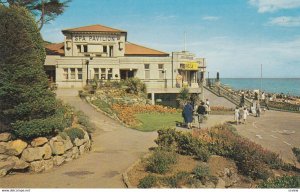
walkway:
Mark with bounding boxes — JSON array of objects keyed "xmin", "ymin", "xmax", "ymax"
[{"xmin": 235, "ymin": 110, "xmax": 300, "ymax": 166}]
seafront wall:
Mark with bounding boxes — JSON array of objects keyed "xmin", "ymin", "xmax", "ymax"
[{"xmin": 203, "ymin": 89, "xmax": 236, "ymax": 108}]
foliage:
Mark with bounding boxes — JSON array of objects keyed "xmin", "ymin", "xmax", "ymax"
[
  {"xmin": 177, "ymin": 88, "xmax": 190, "ymax": 107},
  {"xmin": 138, "ymin": 175, "xmax": 157, "ymax": 188},
  {"xmin": 91, "ymin": 99, "xmax": 114, "ymax": 115},
  {"xmin": 123, "ymin": 78, "xmax": 147, "ymax": 95},
  {"xmin": 0, "ymin": 5, "xmax": 60, "ymax": 138},
  {"xmin": 210, "ymin": 106, "xmax": 234, "ymax": 111},
  {"xmin": 257, "ymin": 175, "xmax": 300, "ymax": 188},
  {"xmin": 292, "ymin": 147, "xmax": 300, "ymax": 163},
  {"xmin": 193, "ymin": 164, "xmax": 210, "ymax": 183},
  {"xmin": 163, "ymin": 171, "xmax": 190, "ymax": 188},
  {"xmin": 64, "ymin": 127, "xmax": 84, "ymax": 142},
  {"xmin": 269, "ymin": 101, "xmax": 300, "ymax": 112},
  {"xmin": 75, "ymin": 110, "xmax": 94, "ymax": 133},
  {"xmin": 146, "ymin": 149, "xmax": 177, "ymax": 174},
  {"xmin": 2, "ymin": 0, "xmax": 71, "ymax": 30}
]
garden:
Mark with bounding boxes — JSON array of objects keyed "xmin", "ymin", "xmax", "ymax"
[{"xmin": 126, "ymin": 124, "xmax": 300, "ymax": 188}]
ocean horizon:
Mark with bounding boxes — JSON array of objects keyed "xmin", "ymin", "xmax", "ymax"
[{"xmin": 220, "ymin": 78, "xmax": 300, "ymax": 96}]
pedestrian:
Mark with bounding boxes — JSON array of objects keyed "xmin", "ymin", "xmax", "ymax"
[
  {"xmin": 206, "ymin": 99, "xmax": 211, "ymax": 114},
  {"xmin": 176, "ymin": 73, "xmax": 183, "ymax": 88},
  {"xmin": 256, "ymin": 103, "xmax": 261, "ymax": 117},
  {"xmin": 243, "ymin": 107, "xmax": 249, "ymax": 124},
  {"xmin": 196, "ymin": 102, "xmax": 206, "ymax": 128},
  {"xmin": 234, "ymin": 106, "xmax": 239, "ymax": 125},
  {"xmin": 182, "ymin": 102, "xmax": 193, "ymax": 129}
]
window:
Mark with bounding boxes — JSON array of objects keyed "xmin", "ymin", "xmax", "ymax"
[
  {"xmin": 103, "ymin": 46, "xmax": 107, "ymax": 53},
  {"xmin": 70, "ymin": 68, "xmax": 75, "ymax": 79},
  {"xmin": 83, "ymin": 45, "xmax": 88, "ymax": 52},
  {"xmin": 77, "ymin": 45, "xmax": 81, "ymax": 53},
  {"xmin": 63, "ymin": 68, "xmax": 68, "ymax": 80},
  {"xmin": 109, "ymin": 46, "xmax": 113, "ymax": 57},
  {"xmin": 108, "ymin": 68, "xmax": 113, "ymax": 80},
  {"xmin": 158, "ymin": 64, "xmax": 164, "ymax": 79},
  {"xmin": 144, "ymin": 64, "xmax": 150, "ymax": 79},
  {"xmin": 101, "ymin": 68, "xmax": 106, "ymax": 79},
  {"xmin": 94, "ymin": 68, "xmax": 99, "ymax": 80},
  {"xmin": 77, "ymin": 68, "xmax": 82, "ymax": 80}
]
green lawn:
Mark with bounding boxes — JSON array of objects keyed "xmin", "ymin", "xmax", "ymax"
[{"xmin": 134, "ymin": 112, "xmax": 182, "ymax": 132}]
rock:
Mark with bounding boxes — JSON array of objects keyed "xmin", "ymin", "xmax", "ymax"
[
  {"xmin": 0, "ymin": 142, "xmax": 7, "ymax": 154},
  {"xmin": 216, "ymin": 178, "xmax": 226, "ymax": 188},
  {"xmin": 71, "ymin": 147, "xmax": 79, "ymax": 159},
  {"xmin": 21, "ymin": 147, "xmax": 44, "ymax": 162},
  {"xmin": 84, "ymin": 140, "xmax": 91, "ymax": 151},
  {"xmin": 83, "ymin": 131, "xmax": 89, "ymax": 142},
  {"xmin": 44, "ymin": 159, "xmax": 54, "ymax": 171},
  {"xmin": 0, "ymin": 161, "xmax": 15, "ymax": 177},
  {"xmin": 65, "ymin": 157, "xmax": 72, "ymax": 162},
  {"xmin": 74, "ymin": 138, "xmax": 85, "ymax": 147},
  {"xmin": 42, "ymin": 144, "xmax": 52, "ymax": 160},
  {"xmin": 6, "ymin": 139, "xmax": 28, "ymax": 156},
  {"xmin": 53, "ymin": 156, "xmax": 65, "ymax": 166},
  {"xmin": 0, "ymin": 132, "xmax": 12, "ymax": 142},
  {"xmin": 63, "ymin": 150, "xmax": 72, "ymax": 159},
  {"xmin": 31, "ymin": 137, "xmax": 48, "ymax": 147},
  {"xmin": 0, "ymin": 154, "xmax": 9, "ymax": 161},
  {"xmin": 79, "ymin": 145, "xmax": 85, "ymax": 155},
  {"xmin": 30, "ymin": 160, "xmax": 44, "ymax": 172},
  {"xmin": 64, "ymin": 138, "xmax": 73, "ymax": 151},
  {"xmin": 50, "ymin": 141, "xmax": 65, "ymax": 155},
  {"xmin": 7, "ymin": 156, "xmax": 29, "ymax": 170}
]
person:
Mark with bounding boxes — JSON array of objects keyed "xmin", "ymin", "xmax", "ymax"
[
  {"xmin": 240, "ymin": 93, "xmax": 245, "ymax": 107},
  {"xmin": 234, "ymin": 106, "xmax": 239, "ymax": 125},
  {"xmin": 205, "ymin": 99, "xmax": 211, "ymax": 114},
  {"xmin": 256, "ymin": 103, "xmax": 261, "ymax": 117},
  {"xmin": 196, "ymin": 102, "xmax": 206, "ymax": 127},
  {"xmin": 176, "ymin": 73, "xmax": 183, "ymax": 88},
  {"xmin": 265, "ymin": 95, "xmax": 270, "ymax": 110},
  {"xmin": 243, "ymin": 107, "xmax": 249, "ymax": 124},
  {"xmin": 182, "ymin": 102, "xmax": 193, "ymax": 129}
]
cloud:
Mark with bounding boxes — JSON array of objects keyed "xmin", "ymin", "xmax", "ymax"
[
  {"xmin": 268, "ymin": 16, "xmax": 300, "ymax": 27},
  {"xmin": 249, "ymin": 0, "xmax": 300, "ymax": 13},
  {"xmin": 154, "ymin": 14, "xmax": 177, "ymax": 21},
  {"xmin": 202, "ymin": 16, "xmax": 219, "ymax": 21}
]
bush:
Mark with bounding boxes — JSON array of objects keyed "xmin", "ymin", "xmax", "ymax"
[
  {"xmin": 64, "ymin": 127, "xmax": 85, "ymax": 142},
  {"xmin": 163, "ymin": 171, "xmax": 190, "ymax": 188},
  {"xmin": 292, "ymin": 147, "xmax": 300, "ymax": 163},
  {"xmin": 138, "ymin": 175, "xmax": 157, "ymax": 188},
  {"xmin": 193, "ymin": 164, "xmax": 210, "ymax": 183},
  {"xmin": 146, "ymin": 149, "xmax": 177, "ymax": 174},
  {"xmin": 124, "ymin": 78, "xmax": 147, "ymax": 95},
  {"xmin": 76, "ymin": 111, "xmax": 94, "ymax": 133},
  {"xmin": 257, "ymin": 175, "xmax": 300, "ymax": 188}
]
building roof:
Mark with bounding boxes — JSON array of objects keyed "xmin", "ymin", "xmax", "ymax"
[
  {"xmin": 125, "ymin": 42, "xmax": 169, "ymax": 56},
  {"xmin": 62, "ymin": 24, "xmax": 126, "ymax": 33},
  {"xmin": 45, "ymin": 43, "xmax": 64, "ymax": 56}
]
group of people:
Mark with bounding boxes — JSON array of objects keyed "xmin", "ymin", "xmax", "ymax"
[
  {"xmin": 182, "ymin": 99, "xmax": 210, "ymax": 129},
  {"xmin": 234, "ymin": 106, "xmax": 249, "ymax": 125}
]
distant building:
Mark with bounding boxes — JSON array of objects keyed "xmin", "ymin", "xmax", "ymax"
[{"xmin": 44, "ymin": 24, "xmax": 206, "ymax": 104}]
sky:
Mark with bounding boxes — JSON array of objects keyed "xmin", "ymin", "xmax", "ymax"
[{"xmin": 41, "ymin": 0, "xmax": 300, "ymax": 78}]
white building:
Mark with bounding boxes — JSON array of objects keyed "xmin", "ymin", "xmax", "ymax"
[{"xmin": 44, "ymin": 24, "xmax": 206, "ymax": 102}]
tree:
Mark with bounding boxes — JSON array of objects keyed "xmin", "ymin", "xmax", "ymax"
[
  {"xmin": 0, "ymin": 5, "xmax": 62, "ymax": 138},
  {"xmin": 0, "ymin": 0, "xmax": 71, "ymax": 30}
]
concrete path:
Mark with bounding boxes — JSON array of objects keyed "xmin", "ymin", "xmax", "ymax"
[
  {"xmin": 234, "ymin": 110, "xmax": 300, "ymax": 166},
  {"xmin": 1, "ymin": 89, "xmax": 157, "ymax": 188}
]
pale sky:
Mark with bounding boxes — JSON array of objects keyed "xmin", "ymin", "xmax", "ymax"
[{"xmin": 41, "ymin": 0, "xmax": 300, "ymax": 78}]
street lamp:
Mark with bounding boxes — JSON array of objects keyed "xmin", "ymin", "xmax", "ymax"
[{"xmin": 85, "ymin": 56, "xmax": 94, "ymax": 85}]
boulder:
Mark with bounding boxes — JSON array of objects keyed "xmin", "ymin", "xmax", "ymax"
[
  {"xmin": 0, "ymin": 132, "xmax": 12, "ymax": 142},
  {"xmin": 74, "ymin": 138, "xmax": 85, "ymax": 147},
  {"xmin": 21, "ymin": 147, "xmax": 44, "ymax": 162},
  {"xmin": 216, "ymin": 178, "xmax": 226, "ymax": 188},
  {"xmin": 0, "ymin": 154, "xmax": 9, "ymax": 161},
  {"xmin": 71, "ymin": 147, "xmax": 79, "ymax": 159},
  {"xmin": 84, "ymin": 140, "xmax": 91, "ymax": 151},
  {"xmin": 30, "ymin": 160, "xmax": 45, "ymax": 172},
  {"xmin": 42, "ymin": 144, "xmax": 52, "ymax": 160},
  {"xmin": 50, "ymin": 141, "xmax": 65, "ymax": 155},
  {"xmin": 83, "ymin": 131, "xmax": 90, "ymax": 142},
  {"xmin": 31, "ymin": 137, "xmax": 48, "ymax": 147},
  {"xmin": 43, "ymin": 159, "xmax": 54, "ymax": 171},
  {"xmin": 79, "ymin": 145, "xmax": 85, "ymax": 155},
  {"xmin": 64, "ymin": 138, "xmax": 73, "ymax": 151},
  {"xmin": 0, "ymin": 161, "xmax": 15, "ymax": 177},
  {"xmin": 63, "ymin": 150, "xmax": 72, "ymax": 159},
  {"xmin": 6, "ymin": 139, "xmax": 28, "ymax": 156},
  {"xmin": 0, "ymin": 142, "xmax": 7, "ymax": 154},
  {"xmin": 53, "ymin": 156, "xmax": 65, "ymax": 166},
  {"xmin": 7, "ymin": 156, "xmax": 29, "ymax": 170}
]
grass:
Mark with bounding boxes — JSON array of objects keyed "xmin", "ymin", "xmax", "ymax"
[
  {"xmin": 134, "ymin": 112, "xmax": 182, "ymax": 132},
  {"xmin": 91, "ymin": 99, "xmax": 114, "ymax": 115}
]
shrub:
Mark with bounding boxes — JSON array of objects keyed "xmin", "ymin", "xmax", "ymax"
[
  {"xmin": 124, "ymin": 78, "xmax": 147, "ymax": 95},
  {"xmin": 138, "ymin": 175, "xmax": 157, "ymax": 188},
  {"xmin": 193, "ymin": 164, "xmax": 210, "ymax": 183},
  {"xmin": 146, "ymin": 149, "xmax": 177, "ymax": 174},
  {"xmin": 177, "ymin": 88, "xmax": 190, "ymax": 107},
  {"xmin": 163, "ymin": 171, "xmax": 190, "ymax": 188},
  {"xmin": 257, "ymin": 175, "xmax": 300, "ymax": 188},
  {"xmin": 76, "ymin": 111, "xmax": 94, "ymax": 133},
  {"xmin": 64, "ymin": 127, "xmax": 85, "ymax": 142},
  {"xmin": 292, "ymin": 147, "xmax": 300, "ymax": 163}
]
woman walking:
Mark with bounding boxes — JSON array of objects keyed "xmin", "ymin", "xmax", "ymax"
[
  {"xmin": 234, "ymin": 106, "xmax": 240, "ymax": 125},
  {"xmin": 243, "ymin": 107, "xmax": 249, "ymax": 124},
  {"xmin": 183, "ymin": 102, "xmax": 193, "ymax": 129}
]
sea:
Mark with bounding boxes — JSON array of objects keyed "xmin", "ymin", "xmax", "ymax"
[{"xmin": 220, "ymin": 78, "xmax": 300, "ymax": 97}]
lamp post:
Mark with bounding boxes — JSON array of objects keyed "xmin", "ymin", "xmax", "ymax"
[{"xmin": 85, "ymin": 55, "xmax": 94, "ymax": 85}]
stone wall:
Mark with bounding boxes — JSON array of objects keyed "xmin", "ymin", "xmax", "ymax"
[{"xmin": 0, "ymin": 130, "xmax": 91, "ymax": 177}]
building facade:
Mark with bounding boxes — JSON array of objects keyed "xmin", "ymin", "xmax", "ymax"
[{"xmin": 45, "ymin": 24, "xmax": 206, "ymax": 94}]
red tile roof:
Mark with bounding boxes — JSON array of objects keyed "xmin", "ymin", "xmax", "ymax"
[
  {"xmin": 125, "ymin": 42, "xmax": 169, "ymax": 56},
  {"xmin": 62, "ymin": 24, "xmax": 126, "ymax": 33},
  {"xmin": 45, "ymin": 43, "xmax": 64, "ymax": 56}
]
